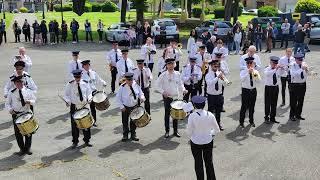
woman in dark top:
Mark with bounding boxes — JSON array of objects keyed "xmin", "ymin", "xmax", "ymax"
[
  {"xmin": 40, "ymin": 20, "xmax": 48, "ymax": 44},
  {"xmin": 254, "ymin": 24, "xmax": 263, "ymax": 52},
  {"xmin": 61, "ymin": 20, "xmax": 68, "ymax": 43},
  {"xmin": 12, "ymin": 20, "xmax": 21, "ymax": 43},
  {"xmin": 22, "ymin": 19, "xmax": 31, "ymax": 42},
  {"xmin": 142, "ymin": 21, "xmax": 152, "ymax": 44},
  {"xmin": 136, "ymin": 21, "xmax": 144, "ymax": 47},
  {"xmin": 33, "ymin": 20, "xmax": 42, "ymax": 45}
]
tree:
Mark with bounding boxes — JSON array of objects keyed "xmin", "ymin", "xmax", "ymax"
[
  {"xmin": 120, "ymin": 0, "xmax": 127, "ymax": 23},
  {"xmin": 232, "ymin": 0, "xmax": 240, "ymax": 24},
  {"xmin": 132, "ymin": 0, "xmax": 148, "ymax": 24},
  {"xmin": 224, "ymin": 0, "xmax": 233, "ymax": 21}
]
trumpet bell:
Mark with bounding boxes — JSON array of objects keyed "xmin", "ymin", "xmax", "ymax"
[{"xmin": 177, "ymin": 43, "xmax": 183, "ymax": 49}]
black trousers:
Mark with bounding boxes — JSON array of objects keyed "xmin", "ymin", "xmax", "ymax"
[
  {"xmin": 148, "ymin": 63, "xmax": 154, "ymax": 72},
  {"xmin": 70, "ymin": 104, "xmax": 91, "ymax": 144},
  {"xmin": 240, "ymin": 88, "xmax": 257, "ymax": 124},
  {"xmin": 12, "ymin": 114, "xmax": 32, "ymax": 152},
  {"xmin": 97, "ymin": 30, "xmax": 103, "ymax": 41},
  {"xmin": 163, "ymin": 97, "xmax": 178, "ymax": 133},
  {"xmin": 289, "ymin": 83, "xmax": 306, "ymax": 118},
  {"xmin": 42, "ymin": 33, "xmax": 47, "ymax": 44},
  {"xmin": 15, "ymin": 33, "xmax": 20, "ymax": 42},
  {"xmin": 0, "ymin": 31, "xmax": 2, "ymax": 45},
  {"xmin": 55, "ymin": 32, "xmax": 59, "ymax": 43},
  {"xmin": 61, "ymin": 31, "xmax": 67, "ymax": 42},
  {"xmin": 174, "ymin": 61, "xmax": 179, "ymax": 71},
  {"xmin": 280, "ymin": 77, "xmax": 289, "ymax": 104},
  {"xmin": 111, "ymin": 67, "xmax": 118, "ymax": 93},
  {"xmin": 183, "ymin": 84, "xmax": 198, "ymax": 102},
  {"xmin": 85, "ymin": 31, "xmax": 93, "ymax": 42},
  {"xmin": 264, "ymin": 86, "xmax": 279, "ymax": 120},
  {"xmin": 24, "ymin": 32, "xmax": 31, "ymax": 42},
  {"xmin": 122, "ymin": 105, "xmax": 137, "ymax": 136},
  {"xmin": 142, "ymin": 88, "xmax": 151, "ymax": 114},
  {"xmin": 72, "ymin": 31, "xmax": 79, "ymax": 42},
  {"xmin": 2, "ymin": 30, "xmax": 6, "ymax": 43},
  {"xmin": 191, "ymin": 140, "xmax": 216, "ymax": 180},
  {"xmin": 208, "ymin": 94, "xmax": 223, "ymax": 124},
  {"xmin": 281, "ymin": 34, "xmax": 289, "ymax": 48},
  {"xmin": 90, "ymin": 91, "xmax": 97, "ymax": 123}
]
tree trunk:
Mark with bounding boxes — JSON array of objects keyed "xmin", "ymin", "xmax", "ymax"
[
  {"xmin": 224, "ymin": 0, "xmax": 233, "ymax": 21},
  {"xmin": 187, "ymin": 0, "xmax": 192, "ymax": 18},
  {"xmin": 232, "ymin": 0, "xmax": 240, "ymax": 25},
  {"xmin": 121, "ymin": 0, "xmax": 127, "ymax": 23},
  {"xmin": 157, "ymin": 0, "xmax": 164, "ymax": 15},
  {"xmin": 136, "ymin": 0, "xmax": 144, "ymax": 23}
]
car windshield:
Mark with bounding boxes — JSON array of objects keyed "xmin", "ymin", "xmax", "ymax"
[
  {"xmin": 256, "ymin": 18, "xmax": 280, "ymax": 24},
  {"xmin": 109, "ymin": 24, "xmax": 118, "ymax": 30},
  {"xmin": 162, "ymin": 21, "xmax": 175, "ymax": 26}
]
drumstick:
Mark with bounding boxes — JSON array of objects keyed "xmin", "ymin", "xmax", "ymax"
[{"xmin": 58, "ymin": 94, "xmax": 68, "ymax": 104}]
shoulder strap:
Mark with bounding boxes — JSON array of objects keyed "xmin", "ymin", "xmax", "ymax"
[{"xmin": 11, "ymin": 88, "xmax": 17, "ymax": 93}]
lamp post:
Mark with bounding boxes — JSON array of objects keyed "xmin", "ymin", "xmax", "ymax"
[
  {"xmin": 1, "ymin": 0, "xmax": 5, "ymax": 19},
  {"xmin": 60, "ymin": 0, "xmax": 64, "ymax": 22},
  {"xmin": 42, "ymin": 0, "xmax": 45, "ymax": 19}
]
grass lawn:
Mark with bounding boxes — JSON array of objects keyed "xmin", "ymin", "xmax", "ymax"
[{"xmin": 3, "ymin": 13, "xmax": 14, "ymax": 30}]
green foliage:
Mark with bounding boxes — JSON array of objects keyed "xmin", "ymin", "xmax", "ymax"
[
  {"xmin": 192, "ymin": 5, "xmax": 209, "ymax": 18},
  {"xmin": 101, "ymin": 1, "xmax": 118, "ymax": 12},
  {"xmin": 91, "ymin": 3, "xmax": 101, "ymax": 12},
  {"xmin": 19, "ymin": 7, "xmax": 28, "ymax": 13},
  {"xmin": 131, "ymin": 0, "xmax": 148, "ymax": 11},
  {"xmin": 53, "ymin": 4, "xmax": 73, "ymax": 12},
  {"xmin": 257, "ymin": 6, "xmax": 279, "ymax": 17},
  {"xmin": 295, "ymin": 0, "xmax": 320, "ymax": 13},
  {"xmin": 85, "ymin": 3, "xmax": 92, "ymax": 12},
  {"xmin": 213, "ymin": 6, "xmax": 225, "ymax": 19}
]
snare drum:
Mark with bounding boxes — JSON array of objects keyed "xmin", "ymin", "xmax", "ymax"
[
  {"xmin": 15, "ymin": 112, "xmax": 39, "ymax": 136},
  {"xmin": 170, "ymin": 100, "xmax": 187, "ymax": 120},
  {"xmin": 92, "ymin": 91, "xmax": 110, "ymax": 111},
  {"xmin": 73, "ymin": 108, "xmax": 94, "ymax": 129},
  {"xmin": 130, "ymin": 106, "xmax": 151, "ymax": 128}
]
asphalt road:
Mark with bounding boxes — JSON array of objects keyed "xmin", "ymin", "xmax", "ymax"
[{"xmin": 0, "ymin": 40, "xmax": 320, "ymax": 180}]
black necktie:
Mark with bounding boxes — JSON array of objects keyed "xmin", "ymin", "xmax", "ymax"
[
  {"xmin": 78, "ymin": 83, "xmax": 83, "ymax": 101},
  {"xmin": 299, "ymin": 65, "xmax": 304, "ymax": 79},
  {"xmin": 214, "ymin": 72, "xmax": 219, "ymax": 91},
  {"xmin": 250, "ymin": 73, "xmax": 253, "ymax": 87},
  {"xmin": 76, "ymin": 62, "xmax": 79, "ymax": 70},
  {"xmin": 115, "ymin": 52, "xmax": 118, "ymax": 62},
  {"xmin": 173, "ymin": 49, "xmax": 176, "ymax": 59},
  {"xmin": 130, "ymin": 86, "xmax": 137, "ymax": 100},
  {"xmin": 202, "ymin": 54, "xmax": 204, "ymax": 61},
  {"xmin": 125, "ymin": 60, "xmax": 128, "ymax": 72},
  {"xmin": 191, "ymin": 65, "xmax": 194, "ymax": 85},
  {"xmin": 140, "ymin": 70, "xmax": 144, "ymax": 89},
  {"xmin": 273, "ymin": 73, "xmax": 277, "ymax": 85},
  {"xmin": 19, "ymin": 89, "xmax": 25, "ymax": 106}
]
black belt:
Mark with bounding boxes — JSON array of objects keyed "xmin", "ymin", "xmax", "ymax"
[
  {"xmin": 292, "ymin": 82, "xmax": 306, "ymax": 86},
  {"xmin": 265, "ymin": 85, "xmax": 279, "ymax": 87},
  {"xmin": 242, "ymin": 88, "xmax": 256, "ymax": 91},
  {"xmin": 207, "ymin": 93, "xmax": 222, "ymax": 96}
]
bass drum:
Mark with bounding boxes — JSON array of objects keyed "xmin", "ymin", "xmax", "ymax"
[
  {"xmin": 15, "ymin": 112, "xmax": 39, "ymax": 136},
  {"xmin": 73, "ymin": 108, "xmax": 94, "ymax": 129},
  {"xmin": 92, "ymin": 91, "xmax": 110, "ymax": 111},
  {"xmin": 170, "ymin": 99, "xmax": 187, "ymax": 120},
  {"xmin": 130, "ymin": 106, "xmax": 151, "ymax": 128}
]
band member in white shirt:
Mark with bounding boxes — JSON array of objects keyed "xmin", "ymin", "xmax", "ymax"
[
  {"xmin": 67, "ymin": 51, "xmax": 82, "ymax": 80},
  {"xmin": 289, "ymin": 53, "xmax": 308, "ymax": 121},
  {"xmin": 239, "ymin": 46, "xmax": 262, "ymax": 71},
  {"xmin": 116, "ymin": 73, "xmax": 145, "ymax": 142},
  {"xmin": 206, "ymin": 60, "xmax": 227, "ymax": 131},
  {"xmin": 156, "ymin": 58, "xmax": 187, "ymax": 138},
  {"xmin": 264, "ymin": 56, "xmax": 281, "ymax": 124},
  {"xmin": 211, "ymin": 39, "xmax": 228, "ymax": 62},
  {"xmin": 12, "ymin": 47, "xmax": 32, "ymax": 73},
  {"xmin": 166, "ymin": 39, "xmax": 183, "ymax": 71},
  {"xmin": 106, "ymin": 41, "xmax": 122, "ymax": 93},
  {"xmin": 116, "ymin": 49, "xmax": 135, "ymax": 84},
  {"xmin": 133, "ymin": 59, "xmax": 153, "ymax": 114},
  {"xmin": 195, "ymin": 45, "xmax": 211, "ymax": 95},
  {"xmin": 239, "ymin": 57, "xmax": 261, "ymax": 128},
  {"xmin": 187, "ymin": 96, "xmax": 220, "ymax": 180},
  {"xmin": 141, "ymin": 37, "xmax": 157, "ymax": 71},
  {"xmin": 81, "ymin": 60, "xmax": 107, "ymax": 126},
  {"xmin": 157, "ymin": 48, "xmax": 167, "ymax": 77},
  {"xmin": 278, "ymin": 48, "xmax": 294, "ymax": 106},
  {"xmin": 5, "ymin": 76, "xmax": 36, "ymax": 156},
  {"xmin": 64, "ymin": 69, "xmax": 93, "ymax": 149},
  {"xmin": 182, "ymin": 57, "xmax": 202, "ymax": 102}
]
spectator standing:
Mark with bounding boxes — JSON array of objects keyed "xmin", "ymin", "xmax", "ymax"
[
  {"xmin": 0, "ymin": 19, "xmax": 7, "ymax": 44},
  {"xmin": 187, "ymin": 29, "xmax": 198, "ymax": 57},
  {"xmin": 12, "ymin": 20, "xmax": 21, "ymax": 43},
  {"xmin": 33, "ymin": 20, "xmax": 42, "ymax": 45},
  {"xmin": 271, "ymin": 22, "xmax": 278, "ymax": 48},
  {"xmin": 303, "ymin": 23, "xmax": 311, "ymax": 52},
  {"xmin": 247, "ymin": 21, "xmax": 254, "ymax": 45},
  {"xmin": 128, "ymin": 26, "xmax": 136, "ymax": 49},
  {"xmin": 225, "ymin": 29, "xmax": 234, "ymax": 54},
  {"xmin": 97, "ymin": 19, "xmax": 104, "ymax": 43},
  {"xmin": 84, "ymin": 19, "xmax": 93, "ymax": 42},
  {"xmin": 70, "ymin": 18, "xmax": 79, "ymax": 43},
  {"xmin": 206, "ymin": 36, "xmax": 216, "ymax": 54},
  {"xmin": 159, "ymin": 21, "xmax": 167, "ymax": 48},
  {"xmin": 142, "ymin": 21, "xmax": 151, "ymax": 43},
  {"xmin": 292, "ymin": 20, "xmax": 300, "ymax": 35},
  {"xmin": 280, "ymin": 18, "xmax": 290, "ymax": 48},
  {"xmin": 22, "ymin": 19, "xmax": 31, "ymax": 42},
  {"xmin": 234, "ymin": 28, "xmax": 242, "ymax": 55},
  {"xmin": 53, "ymin": 20, "xmax": 60, "ymax": 44},
  {"xmin": 199, "ymin": 30, "xmax": 211, "ymax": 47},
  {"xmin": 40, "ymin": 20, "xmax": 48, "ymax": 44},
  {"xmin": 136, "ymin": 21, "xmax": 143, "ymax": 47},
  {"xmin": 49, "ymin": 20, "xmax": 55, "ymax": 44},
  {"xmin": 61, "ymin": 20, "xmax": 68, "ymax": 43},
  {"xmin": 254, "ymin": 24, "xmax": 263, "ymax": 52},
  {"xmin": 265, "ymin": 24, "xmax": 273, "ymax": 53},
  {"xmin": 294, "ymin": 25, "xmax": 306, "ymax": 55}
]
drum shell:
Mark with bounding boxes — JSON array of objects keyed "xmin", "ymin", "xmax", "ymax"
[
  {"xmin": 15, "ymin": 114, "xmax": 39, "ymax": 136},
  {"xmin": 73, "ymin": 109, "xmax": 94, "ymax": 129},
  {"xmin": 130, "ymin": 107, "xmax": 151, "ymax": 128},
  {"xmin": 170, "ymin": 108, "xmax": 187, "ymax": 120}
]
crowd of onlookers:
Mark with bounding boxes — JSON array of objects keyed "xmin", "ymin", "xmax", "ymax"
[{"xmin": 189, "ymin": 18, "xmax": 311, "ymax": 56}]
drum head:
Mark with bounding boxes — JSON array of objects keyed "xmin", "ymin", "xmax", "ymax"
[
  {"xmin": 92, "ymin": 92, "xmax": 107, "ymax": 103},
  {"xmin": 73, "ymin": 108, "xmax": 90, "ymax": 119},
  {"xmin": 130, "ymin": 107, "xmax": 145, "ymax": 120},
  {"xmin": 15, "ymin": 112, "xmax": 33, "ymax": 124},
  {"xmin": 170, "ymin": 100, "xmax": 186, "ymax": 110}
]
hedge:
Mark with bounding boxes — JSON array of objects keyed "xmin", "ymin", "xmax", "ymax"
[
  {"xmin": 20, "ymin": 7, "xmax": 28, "ymax": 13},
  {"xmin": 192, "ymin": 6, "xmax": 210, "ymax": 18},
  {"xmin": 213, "ymin": 3, "xmax": 243, "ymax": 19},
  {"xmin": 295, "ymin": 0, "xmax": 320, "ymax": 13},
  {"xmin": 101, "ymin": 1, "xmax": 118, "ymax": 12},
  {"xmin": 91, "ymin": 2, "xmax": 101, "ymax": 12},
  {"xmin": 84, "ymin": 3, "xmax": 92, "ymax": 12},
  {"xmin": 257, "ymin": 6, "xmax": 278, "ymax": 17},
  {"xmin": 53, "ymin": 4, "xmax": 73, "ymax": 12}
]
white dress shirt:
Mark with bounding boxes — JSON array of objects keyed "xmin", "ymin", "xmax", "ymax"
[
  {"xmin": 187, "ymin": 109, "xmax": 220, "ymax": 145},
  {"xmin": 67, "ymin": 59, "xmax": 83, "ymax": 80},
  {"xmin": 279, "ymin": 56, "xmax": 294, "ymax": 77},
  {"xmin": 195, "ymin": 52, "xmax": 211, "ymax": 67},
  {"xmin": 181, "ymin": 64, "xmax": 202, "ymax": 85},
  {"xmin": 81, "ymin": 69, "xmax": 107, "ymax": 91},
  {"xmin": 187, "ymin": 37, "xmax": 198, "ymax": 57},
  {"xmin": 141, "ymin": 44, "xmax": 157, "ymax": 64},
  {"xmin": 133, "ymin": 67, "xmax": 153, "ymax": 88},
  {"xmin": 290, "ymin": 62, "xmax": 308, "ymax": 83},
  {"xmin": 157, "ymin": 57, "xmax": 166, "ymax": 74},
  {"xmin": 4, "ymin": 71, "xmax": 37, "ymax": 97},
  {"xmin": 156, "ymin": 70, "xmax": 186, "ymax": 99},
  {"xmin": 239, "ymin": 54, "xmax": 262, "ymax": 71},
  {"xmin": 64, "ymin": 80, "xmax": 93, "ymax": 109},
  {"xmin": 240, "ymin": 69, "xmax": 261, "ymax": 89},
  {"xmin": 5, "ymin": 87, "xmax": 36, "ymax": 113},
  {"xmin": 106, "ymin": 49, "xmax": 122, "ymax": 67},
  {"xmin": 264, "ymin": 66, "xmax": 281, "ymax": 86},
  {"xmin": 13, "ymin": 55, "xmax": 32, "ymax": 72},
  {"xmin": 166, "ymin": 46, "xmax": 183, "ymax": 62},
  {"xmin": 207, "ymin": 60, "xmax": 230, "ymax": 76},
  {"xmin": 116, "ymin": 58, "xmax": 135, "ymax": 80},
  {"xmin": 205, "ymin": 70, "xmax": 227, "ymax": 95},
  {"xmin": 212, "ymin": 47, "xmax": 229, "ymax": 62},
  {"xmin": 116, "ymin": 81, "xmax": 145, "ymax": 109}
]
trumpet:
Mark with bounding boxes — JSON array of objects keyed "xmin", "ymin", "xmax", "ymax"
[
  {"xmin": 109, "ymin": 64, "xmax": 114, "ymax": 71},
  {"xmin": 252, "ymin": 71, "xmax": 261, "ymax": 80},
  {"xmin": 119, "ymin": 78, "xmax": 126, "ymax": 84},
  {"xmin": 201, "ymin": 58, "xmax": 209, "ymax": 75},
  {"xmin": 177, "ymin": 43, "xmax": 183, "ymax": 49},
  {"xmin": 217, "ymin": 69, "xmax": 232, "ymax": 86},
  {"xmin": 147, "ymin": 46, "xmax": 156, "ymax": 54}
]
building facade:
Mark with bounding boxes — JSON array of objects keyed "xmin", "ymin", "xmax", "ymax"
[{"xmin": 222, "ymin": 0, "xmax": 298, "ymax": 12}]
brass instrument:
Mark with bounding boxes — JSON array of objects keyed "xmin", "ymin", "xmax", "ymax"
[
  {"xmin": 119, "ymin": 78, "xmax": 126, "ymax": 84},
  {"xmin": 109, "ymin": 64, "xmax": 114, "ymax": 71},
  {"xmin": 177, "ymin": 43, "xmax": 183, "ymax": 49},
  {"xmin": 201, "ymin": 59, "xmax": 209, "ymax": 75},
  {"xmin": 252, "ymin": 71, "xmax": 261, "ymax": 80},
  {"xmin": 220, "ymin": 74, "xmax": 232, "ymax": 86}
]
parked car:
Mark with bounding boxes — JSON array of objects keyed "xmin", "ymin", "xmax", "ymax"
[
  {"xmin": 105, "ymin": 23, "xmax": 131, "ymax": 45},
  {"xmin": 195, "ymin": 20, "xmax": 233, "ymax": 41},
  {"xmin": 305, "ymin": 14, "xmax": 320, "ymax": 42},
  {"xmin": 151, "ymin": 18, "xmax": 179, "ymax": 43}
]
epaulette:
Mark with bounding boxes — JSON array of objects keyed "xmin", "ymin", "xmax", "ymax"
[
  {"xmin": 69, "ymin": 80, "xmax": 75, "ymax": 84},
  {"xmin": 183, "ymin": 65, "xmax": 187, "ymax": 68},
  {"xmin": 122, "ymin": 83, "xmax": 126, "ymax": 87},
  {"xmin": 9, "ymin": 75, "xmax": 15, "ymax": 79},
  {"xmin": 23, "ymin": 73, "xmax": 31, "ymax": 78},
  {"xmin": 11, "ymin": 88, "xmax": 17, "ymax": 93},
  {"xmin": 132, "ymin": 68, "xmax": 137, "ymax": 70},
  {"xmin": 196, "ymin": 65, "xmax": 201, "ymax": 68},
  {"xmin": 82, "ymin": 80, "xmax": 88, "ymax": 83}
]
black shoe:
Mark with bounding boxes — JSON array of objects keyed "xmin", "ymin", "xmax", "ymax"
[
  {"xmin": 219, "ymin": 126, "xmax": 224, "ymax": 131},
  {"xmin": 15, "ymin": 150, "xmax": 25, "ymax": 156},
  {"xmin": 85, "ymin": 142, "xmax": 93, "ymax": 147},
  {"xmin": 280, "ymin": 102, "xmax": 285, "ymax": 107},
  {"xmin": 221, "ymin": 109, "xmax": 226, "ymax": 113},
  {"xmin": 296, "ymin": 116, "xmax": 305, "ymax": 120},
  {"xmin": 265, "ymin": 118, "xmax": 270, "ymax": 124},
  {"xmin": 164, "ymin": 132, "xmax": 169, "ymax": 138},
  {"xmin": 122, "ymin": 135, "xmax": 129, "ymax": 142},
  {"xmin": 131, "ymin": 135, "xmax": 139, "ymax": 141},
  {"xmin": 25, "ymin": 150, "xmax": 33, "ymax": 155},
  {"xmin": 71, "ymin": 143, "xmax": 78, "ymax": 149},
  {"xmin": 250, "ymin": 123, "xmax": 256, "ymax": 127},
  {"xmin": 173, "ymin": 132, "xmax": 181, "ymax": 138},
  {"xmin": 290, "ymin": 117, "xmax": 296, "ymax": 121},
  {"xmin": 270, "ymin": 119, "xmax": 280, "ymax": 123},
  {"xmin": 239, "ymin": 123, "xmax": 245, "ymax": 128},
  {"xmin": 93, "ymin": 123, "xmax": 97, "ymax": 127}
]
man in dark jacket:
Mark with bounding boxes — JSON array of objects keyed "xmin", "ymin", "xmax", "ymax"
[
  {"xmin": 293, "ymin": 25, "xmax": 306, "ymax": 55},
  {"xmin": 53, "ymin": 20, "xmax": 60, "ymax": 44},
  {"xmin": 70, "ymin": 18, "xmax": 79, "ymax": 43},
  {"xmin": 40, "ymin": 20, "xmax": 48, "ymax": 44},
  {"xmin": 49, "ymin": 20, "xmax": 55, "ymax": 44}
]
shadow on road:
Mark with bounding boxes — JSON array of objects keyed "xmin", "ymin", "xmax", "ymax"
[
  {"xmin": 41, "ymin": 146, "xmax": 84, "ymax": 167},
  {"xmin": 55, "ymin": 128, "xmax": 102, "ymax": 140},
  {"xmin": 276, "ymin": 105, "xmax": 290, "ymax": 117},
  {"xmin": 230, "ymin": 94, "xmax": 241, "ymax": 102},
  {"xmin": 0, "ymin": 153, "xmax": 26, "ymax": 171},
  {"xmin": 0, "ymin": 134, "xmax": 15, "ymax": 153},
  {"xmin": 0, "ymin": 102, "xmax": 5, "ymax": 111},
  {"xmin": 47, "ymin": 112, "xmax": 70, "ymax": 124},
  {"xmin": 278, "ymin": 119, "xmax": 304, "ymax": 137},
  {"xmin": 251, "ymin": 123, "xmax": 276, "ymax": 142},
  {"xmin": 0, "ymin": 121, "xmax": 12, "ymax": 131},
  {"xmin": 225, "ymin": 125, "xmax": 251, "ymax": 146}
]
